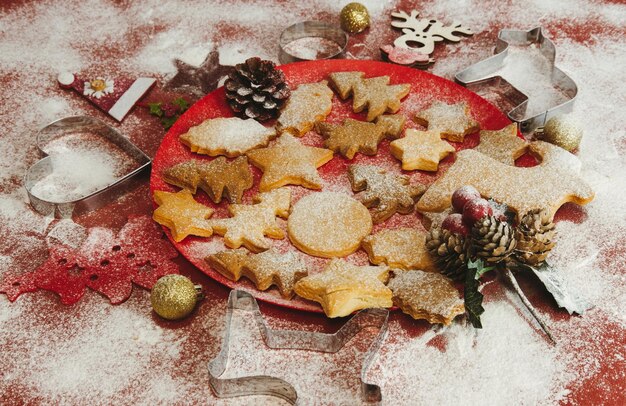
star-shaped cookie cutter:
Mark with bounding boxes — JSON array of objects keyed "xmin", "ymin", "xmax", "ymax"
[
  {"xmin": 208, "ymin": 290, "xmax": 389, "ymax": 404},
  {"xmin": 455, "ymin": 27, "xmax": 577, "ymax": 135}
]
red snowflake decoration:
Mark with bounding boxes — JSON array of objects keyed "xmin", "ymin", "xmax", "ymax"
[{"xmin": 0, "ymin": 216, "xmax": 179, "ymax": 305}]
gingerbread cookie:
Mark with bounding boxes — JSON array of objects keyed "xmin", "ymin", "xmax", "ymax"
[
  {"xmin": 162, "ymin": 156, "xmax": 253, "ymax": 203},
  {"xmin": 211, "ymin": 188, "xmax": 291, "ymax": 252},
  {"xmin": 328, "ymin": 71, "xmax": 410, "ymax": 121},
  {"xmin": 416, "ymin": 141, "xmax": 595, "ymax": 219},
  {"xmin": 415, "ymin": 101, "xmax": 480, "ymax": 142},
  {"xmin": 206, "ymin": 248, "xmax": 307, "ymax": 298},
  {"xmin": 294, "ymin": 259, "xmax": 392, "ymax": 318},
  {"xmin": 152, "ymin": 189, "xmax": 213, "ymax": 242},
  {"xmin": 179, "ymin": 117, "xmax": 276, "ymax": 157},
  {"xmin": 316, "ymin": 114, "xmax": 405, "ymax": 159},
  {"xmin": 246, "ymin": 134, "xmax": 333, "ymax": 191},
  {"xmin": 348, "ymin": 164, "xmax": 424, "ymax": 223},
  {"xmin": 361, "ymin": 228, "xmax": 435, "ymax": 271},
  {"xmin": 475, "ymin": 123, "xmax": 527, "ymax": 165},
  {"xmin": 390, "ymin": 129, "xmax": 455, "ymax": 171},
  {"xmin": 287, "ymin": 192, "xmax": 372, "ymax": 258},
  {"xmin": 388, "ymin": 270, "xmax": 464, "ymax": 325},
  {"xmin": 277, "ymin": 81, "xmax": 334, "ymax": 136}
]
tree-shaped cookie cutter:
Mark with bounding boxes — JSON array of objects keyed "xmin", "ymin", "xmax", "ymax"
[
  {"xmin": 455, "ymin": 27, "xmax": 578, "ymax": 135},
  {"xmin": 208, "ymin": 289, "xmax": 389, "ymax": 404}
]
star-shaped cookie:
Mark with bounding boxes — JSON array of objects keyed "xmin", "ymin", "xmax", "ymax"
[
  {"xmin": 348, "ymin": 164, "xmax": 424, "ymax": 223},
  {"xmin": 206, "ymin": 248, "xmax": 308, "ymax": 298},
  {"xmin": 152, "ymin": 189, "xmax": 213, "ymax": 242},
  {"xmin": 390, "ymin": 129, "xmax": 455, "ymax": 171},
  {"xmin": 387, "ymin": 270, "xmax": 464, "ymax": 325},
  {"xmin": 329, "ymin": 71, "xmax": 410, "ymax": 121},
  {"xmin": 415, "ymin": 101, "xmax": 480, "ymax": 142},
  {"xmin": 361, "ymin": 228, "xmax": 435, "ymax": 271},
  {"xmin": 211, "ymin": 188, "xmax": 291, "ymax": 252},
  {"xmin": 277, "ymin": 81, "xmax": 334, "ymax": 136},
  {"xmin": 180, "ymin": 117, "xmax": 276, "ymax": 157},
  {"xmin": 162, "ymin": 156, "xmax": 253, "ymax": 203},
  {"xmin": 294, "ymin": 259, "xmax": 392, "ymax": 318},
  {"xmin": 246, "ymin": 134, "xmax": 334, "ymax": 191},
  {"xmin": 316, "ymin": 114, "xmax": 405, "ymax": 159},
  {"xmin": 475, "ymin": 123, "xmax": 527, "ymax": 165}
]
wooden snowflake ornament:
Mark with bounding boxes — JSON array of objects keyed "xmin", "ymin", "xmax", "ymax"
[{"xmin": 391, "ymin": 10, "xmax": 473, "ymax": 56}]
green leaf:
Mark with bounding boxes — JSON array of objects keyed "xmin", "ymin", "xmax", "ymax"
[
  {"xmin": 161, "ymin": 115, "xmax": 178, "ymax": 130},
  {"xmin": 464, "ymin": 259, "xmax": 486, "ymax": 328},
  {"xmin": 147, "ymin": 102, "xmax": 163, "ymax": 117},
  {"xmin": 468, "ymin": 258, "xmax": 495, "ymax": 280},
  {"xmin": 172, "ymin": 97, "xmax": 190, "ymax": 112}
]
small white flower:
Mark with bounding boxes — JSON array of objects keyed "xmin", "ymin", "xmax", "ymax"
[{"xmin": 83, "ymin": 77, "xmax": 114, "ymax": 99}]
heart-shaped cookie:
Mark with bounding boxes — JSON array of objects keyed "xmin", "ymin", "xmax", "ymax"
[{"xmin": 24, "ymin": 116, "xmax": 151, "ymax": 218}]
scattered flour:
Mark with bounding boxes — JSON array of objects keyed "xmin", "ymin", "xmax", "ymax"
[{"xmin": 0, "ymin": 0, "xmax": 624, "ymax": 404}]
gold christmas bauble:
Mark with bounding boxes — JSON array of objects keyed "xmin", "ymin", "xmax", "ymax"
[
  {"xmin": 340, "ymin": 2, "xmax": 370, "ymax": 33},
  {"xmin": 151, "ymin": 275, "xmax": 202, "ymax": 320},
  {"xmin": 542, "ymin": 114, "xmax": 583, "ymax": 152}
]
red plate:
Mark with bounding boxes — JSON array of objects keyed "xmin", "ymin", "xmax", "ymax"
[{"xmin": 150, "ymin": 60, "xmax": 511, "ymax": 313}]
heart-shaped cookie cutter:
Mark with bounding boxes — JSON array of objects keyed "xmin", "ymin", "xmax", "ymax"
[
  {"xmin": 209, "ymin": 290, "xmax": 389, "ymax": 404},
  {"xmin": 455, "ymin": 27, "xmax": 578, "ymax": 135},
  {"xmin": 24, "ymin": 116, "xmax": 151, "ymax": 218}
]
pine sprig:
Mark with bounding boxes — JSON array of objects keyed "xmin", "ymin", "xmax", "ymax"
[{"xmin": 464, "ymin": 258, "xmax": 493, "ymax": 328}]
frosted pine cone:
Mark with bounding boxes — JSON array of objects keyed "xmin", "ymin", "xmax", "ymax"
[
  {"xmin": 426, "ymin": 228, "xmax": 469, "ymax": 281},
  {"xmin": 515, "ymin": 209, "xmax": 557, "ymax": 266},
  {"xmin": 471, "ymin": 216, "xmax": 517, "ymax": 264}
]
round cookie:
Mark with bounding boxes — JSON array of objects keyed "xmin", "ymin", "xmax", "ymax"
[{"xmin": 288, "ymin": 192, "xmax": 372, "ymax": 258}]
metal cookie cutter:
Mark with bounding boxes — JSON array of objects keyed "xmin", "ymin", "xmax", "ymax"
[
  {"xmin": 209, "ymin": 290, "xmax": 389, "ymax": 404},
  {"xmin": 455, "ymin": 27, "xmax": 578, "ymax": 135},
  {"xmin": 24, "ymin": 116, "xmax": 151, "ymax": 218},
  {"xmin": 279, "ymin": 21, "xmax": 349, "ymax": 64}
]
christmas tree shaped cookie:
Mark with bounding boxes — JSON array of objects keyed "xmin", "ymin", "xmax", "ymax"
[
  {"xmin": 316, "ymin": 114, "xmax": 405, "ymax": 159},
  {"xmin": 329, "ymin": 71, "xmax": 410, "ymax": 121},
  {"xmin": 247, "ymin": 134, "xmax": 333, "ymax": 191},
  {"xmin": 162, "ymin": 156, "xmax": 253, "ymax": 203},
  {"xmin": 206, "ymin": 248, "xmax": 308, "ymax": 298},
  {"xmin": 211, "ymin": 188, "xmax": 291, "ymax": 252}
]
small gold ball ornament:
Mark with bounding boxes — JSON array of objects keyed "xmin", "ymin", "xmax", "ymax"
[
  {"xmin": 151, "ymin": 275, "xmax": 203, "ymax": 320},
  {"xmin": 541, "ymin": 114, "xmax": 583, "ymax": 152},
  {"xmin": 340, "ymin": 2, "xmax": 370, "ymax": 33}
]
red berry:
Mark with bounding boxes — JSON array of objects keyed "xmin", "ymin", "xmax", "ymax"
[
  {"xmin": 462, "ymin": 199, "xmax": 493, "ymax": 226},
  {"xmin": 451, "ymin": 185, "xmax": 481, "ymax": 212},
  {"xmin": 442, "ymin": 213, "xmax": 469, "ymax": 236}
]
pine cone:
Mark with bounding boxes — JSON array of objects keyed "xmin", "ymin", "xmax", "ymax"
[
  {"xmin": 224, "ymin": 57, "xmax": 290, "ymax": 121},
  {"xmin": 425, "ymin": 228, "xmax": 469, "ymax": 281},
  {"xmin": 471, "ymin": 216, "xmax": 517, "ymax": 264},
  {"xmin": 515, "ymin": 209, "xmax": 557, "ymax": 266}
]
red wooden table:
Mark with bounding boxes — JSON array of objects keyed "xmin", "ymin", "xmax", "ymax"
[{"xmin": 1, "ymin": 1, "xmax": 624, "ymax": 404}]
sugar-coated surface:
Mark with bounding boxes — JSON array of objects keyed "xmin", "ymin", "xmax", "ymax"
[{"xmin": 1, "ymin": 0, "xmax": 625, "ymax": 405}]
